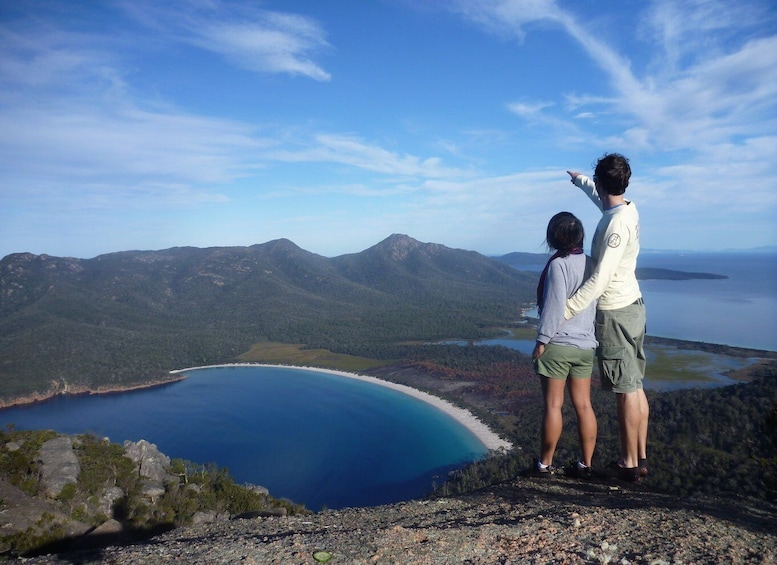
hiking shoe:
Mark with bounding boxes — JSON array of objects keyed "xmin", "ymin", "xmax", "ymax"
[
  {"xmin": 524, "ymin": 459, "xmax": 560, "ymax": 477},
  {"xmin": 566, "ymin": 461, "xmax": 592, "ymax": 479},
  {"xmin": 638, "ymin": 458, "xmax": 648, "ymax": 478},
  {"xmin": 607, "ymin": 461, "xmax": 641, "ymax": 483}
]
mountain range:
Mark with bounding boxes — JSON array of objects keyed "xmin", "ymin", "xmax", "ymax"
[{"xmin": 0, "ymin": 234, "xmax": 536, "ymax": 405}]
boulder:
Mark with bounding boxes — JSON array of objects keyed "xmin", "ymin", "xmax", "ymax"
[
  {"xmin": 97, "ymin": 485, "xmax": 125, "ymax": 518},
  {"xmin": 123, "ymin": 439, "xmax": 172, "ymax": 501},
  {"xmin": 123, "ymin": 439, "xmax": 170, "ymax": 483},
  {"xmin": 142, "ymin": 484, "xmax": 166, "ymax": 499},
  {"xmin": 244, "ymin": 483, "xmax": 269, "ymax": 496},
  {"xmin": 89, "ymin": 518, "xmax": 124, "ymax": 536},
  {"xmin": 38, "ymin": 436, "xmax": 80, "ymax": 498},
  {"xmin": 191, "ymin": 510, "xmax": 218, "ymax": 526},
  {"xmin": 5, "ymin": 441, "xmax": 21, "ymax": 452}
]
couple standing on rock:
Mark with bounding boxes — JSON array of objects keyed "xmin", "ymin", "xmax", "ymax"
[{"xmin": 530, "ymin": 152, "xmax": 649, "ymax": 483}]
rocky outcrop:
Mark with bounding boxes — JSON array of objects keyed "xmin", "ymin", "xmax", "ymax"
[
  {"xmin": 38, "ymin": 437, "xmax": 80, "ymax": 498},
  {"xmin": 123, "ymin": 439, "xmax": 171, "ymax": 500},
  {"xmin": 0, "ymin": 477, "xmax": 91, "ymax": 550},
  {"xmin": 1, "ymin": 432, "xmax": 303, "ymax": 558},
  {"xmin": 123, "ymin": 439, "xmax": 170, "ymax": 482},
  {"xmin": 17, "ymin": 478, "xmax": 777, "ymax": 564}
]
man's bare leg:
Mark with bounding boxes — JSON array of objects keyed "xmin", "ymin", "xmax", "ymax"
[
  {"xmin": 637, "ymin": 388, "xmax": 649, "ymax": 473},
  {"xmin": 616, "ymin": 391, "xmax": 643, "ymax": 468}
]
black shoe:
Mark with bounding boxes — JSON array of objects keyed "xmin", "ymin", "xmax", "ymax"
[
  {"xmin": 638, "ymin": 458, "xmax": 648, "ymax": 478},
  {"xmin": 607, "ymin": 461, "xmax": 641, "ymax": 483},
  {"xmin": 566, "ymin": 461, "xmax": 592, "ymax": 479}
]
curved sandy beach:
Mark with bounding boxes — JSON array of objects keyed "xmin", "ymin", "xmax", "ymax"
[{"xmin": 171, "ymin": 363, "xmax": 513, "ymax": 452}]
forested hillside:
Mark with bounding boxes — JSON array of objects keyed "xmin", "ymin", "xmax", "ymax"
[{"xmin": 0, "ymin": 234, "xmax": 536, "ymax": 404}]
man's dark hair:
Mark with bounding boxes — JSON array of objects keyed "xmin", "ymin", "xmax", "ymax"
[
  {"xmin": 594, "ymin": 153, "xmax": 631, "ymax": 196},
  {"xmin": 546, "ymin": 211, "xmax": 585, "ymax": 256}
]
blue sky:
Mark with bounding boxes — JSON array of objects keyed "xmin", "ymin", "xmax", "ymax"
[{"xmin": 1, "ymin": 0, "xmax": 776, "ymax": 259}]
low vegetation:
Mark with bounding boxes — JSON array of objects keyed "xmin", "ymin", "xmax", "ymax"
[
  {"xmin": 423, "ymin": 352, "xmax": 777, "ymax": 502},
  {"xmin": 237, "ymin": 342, "xmax": 392, "ymax": 372},
  {"xmin": 0, "ymin": 429, "xmax": 308, "ymax": 556}
]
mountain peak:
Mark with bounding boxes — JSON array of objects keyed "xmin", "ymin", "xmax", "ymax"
[{"xmin": 372, "ymin": 234, "xmax": 443, "ymax": 260}]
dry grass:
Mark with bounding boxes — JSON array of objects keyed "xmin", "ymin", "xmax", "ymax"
[{"xmin": 236, "ymin": 342, "xmax": 391, "ymax": 373}]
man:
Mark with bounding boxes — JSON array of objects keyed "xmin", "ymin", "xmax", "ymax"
[{"xmin": 565, "ymin": 153, "xmax": 648, "ymax": 482}]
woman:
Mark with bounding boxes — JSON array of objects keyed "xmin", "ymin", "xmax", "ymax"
[{"xmin": 531, "ymin": 212, "xmax": 598, "ymax": 477}]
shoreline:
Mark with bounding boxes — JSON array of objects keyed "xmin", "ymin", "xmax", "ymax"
[
  {"xmin": 171, "ymin": 363, "xmax": 513, "ymax": 452},
  {"xmin": 0, "ymin": 375, "xmax": 188, "ymax": 410}
]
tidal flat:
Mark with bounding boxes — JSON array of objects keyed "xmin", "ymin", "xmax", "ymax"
[
  {"xmin": 643, "ymin": 344, "xmax": 757, "ymax": 391},
  {"xmin": 481, "ymin": 327, "xmax": 772, "ymax": 391}
]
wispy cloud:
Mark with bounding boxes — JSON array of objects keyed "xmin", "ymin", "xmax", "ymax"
[
  {"xmin": 120, "ymin": 0, "xmax": 332, "ymax": 81},
  {"xmin": 444, "ymin": 0, "xmax": 564, "ymax": 39},
  {"xmin": 268, "ymin": 134, "xmax": 470, "ymax": 180},
  {"xmin": 449, "ymin": 0, "xmax": 777, "ymax": 150},
  {"xmin": 639, "ymin": 0, "xmax": 768, "ymax": 73}
]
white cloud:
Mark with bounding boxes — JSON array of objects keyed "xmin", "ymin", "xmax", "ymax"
[
  {"xmin": 639, "ymin": 0, "xmax": 767, "ymax": 73},
  {"xmin": 122, "ymin": 0, "xmax": 332, "ymax": 81},
  {"xmin": 506, "ymin": 100, "xmax": 554, "ymax": 119},
  {"xmin": 444, "ymin": 0, "xmax": 563, "ymax": 39},
  {"xmin": 186, "ymin": 13, "xmax": 332, "ymax": 81},
  {"xmin": 0, "ymin": 102, "xmax": 265, "ymax": 193},
  {"xmin": 268, "ymin": 134, "xmax": 471, "ymax": 180},
  {"xmin": 449, "ymin": 0, "xmax": 777, "ymax": 154}
]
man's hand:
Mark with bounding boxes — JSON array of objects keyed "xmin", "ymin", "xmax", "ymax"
[{"xmin": 567, "ymin": 170, "xmax": 580, "ymax": 181}]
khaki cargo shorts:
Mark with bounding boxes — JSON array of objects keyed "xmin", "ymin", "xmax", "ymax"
[{"xmin": 595, "ymin": 299, "xmax": 647, "ymax": 394}]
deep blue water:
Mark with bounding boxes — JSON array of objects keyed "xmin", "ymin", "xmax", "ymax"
[
  {"xmin": 0, "ymin": 366, "xmax": 487, "ymax": 511},
  {"xmin": 636, "ymin": 252, "xmax": 777, "ymax": 351},
  {"xmin": 461, "ymin": 252, "xmax": 777, "ymax": 390},
  {"xmin": 520, "ymin": 252, "xmax": 776, "ymax": 352}
]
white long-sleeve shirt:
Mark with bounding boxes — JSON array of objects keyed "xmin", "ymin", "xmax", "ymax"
[{"xmin": 564, "ymin": 175, "xmax": 642, "ymax": 319}]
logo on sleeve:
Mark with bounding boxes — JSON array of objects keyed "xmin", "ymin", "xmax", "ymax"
[{"xmin": 607, "ymin": 234, "xmax": 621, "ymax": 248}]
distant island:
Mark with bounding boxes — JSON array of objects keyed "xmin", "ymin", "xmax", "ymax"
[
  {"xmin": 635, "ymin": 267, "xmax": 728, "ymax": 281},
  {"xmin": 494, "ymin": 252, "xmax": 729, "ymax": 281}
]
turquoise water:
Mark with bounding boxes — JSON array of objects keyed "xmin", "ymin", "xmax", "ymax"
[{"xmin": 0, "ymin": 366, "xmax": 488, "ymax": 511}]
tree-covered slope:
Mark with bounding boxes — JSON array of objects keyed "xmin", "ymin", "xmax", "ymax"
[{"xmin": 0, "ymin": 235, "xmax": 536, "ymax": 404}]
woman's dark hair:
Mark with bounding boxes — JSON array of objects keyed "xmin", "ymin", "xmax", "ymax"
[
  {"xmin": 593, "ymin": 152, "xmax": 631, "ymax": 196},
  {"xmin": 546, "ymin": 212, "xmax": 585, "ymax": 255}
]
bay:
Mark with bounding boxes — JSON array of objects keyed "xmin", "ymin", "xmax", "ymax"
[
  {"xmin": 520, "ymin": 252, "xmax": 777, "ymax": 352},
  {"xmin": 636, "ymin": 251, "xmax": 777, "ymax": 352},
  {"xmin": 0, "ymin": 366, "xmax": 488, "ymax": 511},
  {"xmin": 473, "ymin": 252, "xmax": 776, "ymax": 390}
]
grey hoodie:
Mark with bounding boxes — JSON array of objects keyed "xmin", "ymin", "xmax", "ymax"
[{"xmin": 537, "ymin": 253, "xmax": 597, "ymax": 350}]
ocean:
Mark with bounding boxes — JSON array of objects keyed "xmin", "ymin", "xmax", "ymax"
[
  {"xmin": 636, "ymin": 251, "xmax": 777, "ymax": 352},
  {"xmin": 0, "ymin": 366, "xmax": 487, "ymax": 511},
  {"xmin": 521, "ymin": 251, "xmax": 777, "ymax": 352},
  {"xmin": 501, "ymin": 251, "xmax": 777, "ymax": 389}
]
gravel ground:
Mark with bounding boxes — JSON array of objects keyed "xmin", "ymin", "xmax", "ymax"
[{"xmin": 18, "ymin": 475, "xmax": 777, "ymax": 564}]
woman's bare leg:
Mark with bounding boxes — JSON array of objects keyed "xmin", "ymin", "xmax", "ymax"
[
  {"xmin": 540, "ymin": 376, "xmax": 566, "ymax": 466},
  {"xmin": 568, "ymin": 376, "xmax": 597, "ymax": 468}
]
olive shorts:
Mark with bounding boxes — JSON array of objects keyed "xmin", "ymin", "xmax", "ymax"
[
  {"xmin": 595, "ymin": 300, "xmax": 647, "ymax": 393},
  {"xmin": 534, "ymin": 343, "xmax": 595, "ymax": 380}
]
